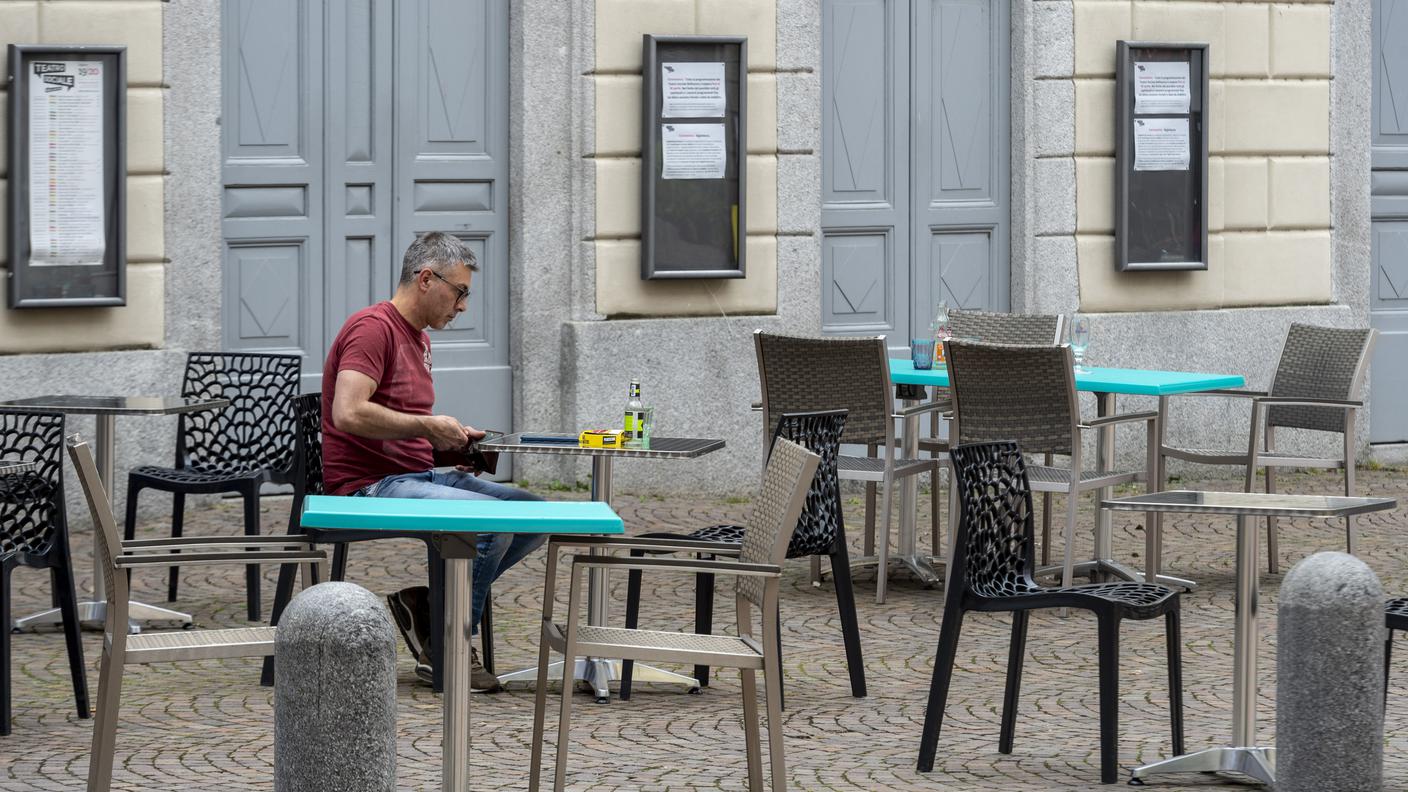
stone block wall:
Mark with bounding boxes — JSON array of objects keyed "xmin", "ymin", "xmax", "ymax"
[{"xmin": 0, "ymin": 0, "xmax": 166, "ymax": 352}]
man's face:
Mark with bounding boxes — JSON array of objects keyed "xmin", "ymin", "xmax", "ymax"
[{"xmin": 419, "ymin": 264, "xmax": 472, "ymax": 330}]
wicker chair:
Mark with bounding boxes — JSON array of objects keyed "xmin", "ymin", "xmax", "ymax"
[
  {"xmin": 619, "ymin": 409, "xmax": 865, "ymax": 700},
  {"xmin": 263, "ymin": 393, "xmax": 496, "ymax": 690},
  {"xmin": 943, "ymin": 340, "xmax": 1158, "ymax": 589},
  {"xmin": 755, "ymin": 331, "xmax": 943, "ymax": 604},
  {"xmin": 918, "ymin": 310, "xmax": 1066, "ymax": 563},
  {"xmin": 67, "ymin": 434, "xmax": 325, "ymax": 792},
  {"xmin": 0, "ymin": 410, "xmax": 88, "ymax": 736},
  {"xmin": 124, "ymin": 352, "xmax": 302, "ymax": 622},
  {"xmin": 916, "ymin": 441, "xmax": 1184, "ymax": 784},
  {"xmin": 1155, "ymin": 323, "xmax": 1375, "ymax": 575},
  {"xmin": 529, "ymin": 438, "xmax": 820, "ymax": 792}
]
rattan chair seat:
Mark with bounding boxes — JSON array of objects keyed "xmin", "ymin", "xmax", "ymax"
[
  {"xmin": 837, "ymin": 454, "xmax": 933, "ymax": 480},
  {"xmin": 126, "ymin": 626, "xmax": 276, "ymax": 663},
  {"xmin": 563, "ymin": 625, "xmax": 764, "ymax": 665},
  {"xmin": 1025, "ymin": 464, "xmax": 1140, "ymax": 489}
]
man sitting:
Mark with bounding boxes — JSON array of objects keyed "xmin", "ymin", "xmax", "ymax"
[{"xmin": 320, "ymin": 231, "xmax": 544, "ymax": 693}]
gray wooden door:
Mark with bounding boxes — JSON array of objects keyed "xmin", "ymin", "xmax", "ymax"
[
  {"xmin": 821, "ymin": 0, "xmax": 1009, "ymax": 353},
  {"xmin": 221, "ymin": 0, "xmax": 511, "ymax": 445},
  {"xmin": 1371, "ymin": 0, "xmax": 1408, "ymax": 443}
]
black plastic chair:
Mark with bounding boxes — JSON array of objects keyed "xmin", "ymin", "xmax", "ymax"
[
  {"xmin": 619, "ymin": 409, "xmax": 865, "ymax": 701},
  {"xmin": 916, "ymin": 441, "xmax": 1184, "ymax": 784},
  {"xmin": 1, "ymin": 410, "xmax": 89, "ymax": 735},
  {"xmin": 124, "ymin": 352, "xmax": 302, "ymax": 622},
  {"xmin": 262, "ymin": 393, "xmax": 494, "ymax": 691},
  {"xmin": 1385, "ymin": 598, "xmax": 1408, "ymax": 704}
]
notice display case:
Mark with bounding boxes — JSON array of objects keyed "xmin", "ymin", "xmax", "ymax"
[
  {"xmin": 641, "ymin": 34, "xmax": 747, "ymax": 279},
  {"xmin": 1114, "ymin": 41, "xmax": 1209, "ymax": 272}
]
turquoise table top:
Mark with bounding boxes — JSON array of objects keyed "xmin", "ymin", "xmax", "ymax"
[
  {"xmin": 300, "ymin": 495, "xmax": 624, "ymax": 535},
  {"xmin": 889, "ymin": 359, "xmax": 1245, "ymax": 396}
]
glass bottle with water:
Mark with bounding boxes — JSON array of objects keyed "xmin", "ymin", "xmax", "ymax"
[{"xmin": 932, "ymin": 300, "xmax": 951, "ymax": 363}]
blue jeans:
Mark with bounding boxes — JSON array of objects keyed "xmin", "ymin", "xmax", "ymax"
[{"xmin": 367, "ymin": 469, "xmax": 545, "ymax": 634}]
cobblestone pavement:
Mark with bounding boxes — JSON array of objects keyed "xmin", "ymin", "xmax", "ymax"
[{"xmin": 5, "ymin": 468, "xmax": 1408, "ymax": 790}]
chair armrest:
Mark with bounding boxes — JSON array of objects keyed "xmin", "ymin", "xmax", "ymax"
[
  {"xmin": 1080, "ymin": 410, "xmax": 1159, "ymax": 429},
  {"xmin": 750, "ymin": 401, "xmax": 762, "ymax": 412},
  {"xmin": 123, "ymin": 535, "xmax": 320, "ymax": 551},
  {"xmin": 1170, "ymin": 388, "xmax": 1267, "ymax": 399},
  {"xmin": 547, "ymin": 535, "xmax": 743, "ymax": 556},
  {"xmin": 566, "ymin": 554, "xmax": 781, "ymax": 577},
  {"xmin": 893, "ymin": 400, "xmax": 952, "ymax": 419},
  {"xmin": 1253, "ymin": 396, "xmax": 1362, "ymax": 409},
  {"xmin": 115, "ymin": 549, "xmax": 326, "ymax": 568}
]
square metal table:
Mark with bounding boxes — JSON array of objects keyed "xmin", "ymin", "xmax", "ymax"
[
  {"xmin": 479, "ymin": 433, "xmax": 725, "ymax": 701},
  {"xmin": 0, "ymin": 458, "xmax": 36, "ymax": 476},
  {"xmin": 1104, "ymin": 490, "xmax": 1397, "ymax": 786},
  {"xmin": 889, "ymin": 360, "xmax": 1246, "ymax": 588},
  {"xmin": 300, "ymin": 495, "xmax": 623, "ymax": 792},
  {"xmin": 2, "ymin": 395, "xmax": 229, "ymax": 632}
]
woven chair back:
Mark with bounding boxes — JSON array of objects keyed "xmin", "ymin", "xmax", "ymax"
[
  {"xmin": 65, "ymin": 436, "xmax": 128, "ymax": 613},
  {"xmin": 292, "ymin": 393, "xmax": 326, "ymax": 497},
  {"xmin": 737, "ymin": 438, "xmax": 820, "ymax": 608},
  {"xmin": 769, "ymin": 410, "xmax": 847, "ymax": 559},
  {"xmin": 0, "ymin": 410, "xmax": 65, "ymax": 559},
  {"xmin": 946, "ymin": 341, "xmax": 1077, "ymax": 456},
  {"xmin": 178, "ymin": 352, "xmax": 301, "ymax": 475},
  {"xmin": 949, "ymin": 309, "xmax": 1064, "ymax": 346},
  {"xmin": 948, "ymin": 441, "xmax": 1039, "ymax": 599},
  {"xmin": 754, "ymin": 331, "xmax": 891, "ymax": 447},
  {"xmin": 1267, "ymin": 323, "xmax": 1375, "ymax": 434}
]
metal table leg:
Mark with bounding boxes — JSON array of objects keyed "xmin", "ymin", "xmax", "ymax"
[
  {"xmin": 1131, "ymin": 514, "xmax": 1275, "ymax": 786},
  {"xmin": 437, "ymin": 534, "xmax": 475, "ymax": 792},
  {"xmin": 15, "ymin": 414, "xmax": 192, "ymax": 634}
]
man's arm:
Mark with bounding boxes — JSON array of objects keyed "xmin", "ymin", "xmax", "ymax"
[{"xmin": 330, "ymin": 368, "xmax": 473, "ymax": 451}]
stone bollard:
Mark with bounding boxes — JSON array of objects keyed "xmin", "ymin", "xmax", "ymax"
[
  {"xmin": 275, "ymin": 582, "xmax": 398, "ymax": 792},
  {"xmin": 1277, "ymin": 551, "xmax": 1384, "ymax": 792}
]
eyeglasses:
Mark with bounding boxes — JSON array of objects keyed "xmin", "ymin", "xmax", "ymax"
[{"xmin": 418, "ymin": 268, "xmax": 470, "ymax": 303}]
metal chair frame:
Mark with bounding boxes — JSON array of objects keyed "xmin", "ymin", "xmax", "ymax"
[
  {"xmin": 67, "ymin": 434, "xmax": 325, "ymax": 792},
  {"xmin": 529, "ymin": 439, "xmax": 820, "ymax": 792},
  {"xmin": 1155, "ymin": 323, "xmax": 1376, "ymax": 575}
]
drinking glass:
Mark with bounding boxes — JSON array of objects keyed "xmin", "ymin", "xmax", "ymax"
[
  {"xmin": 911, "ymin": 338, "xmax": 936, "ymax": 370},
  {"xmin": 1069, "ymin": 314, "xmax": 1091, "ymax": 372}
]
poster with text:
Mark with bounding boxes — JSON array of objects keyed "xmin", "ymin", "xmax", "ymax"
[
  {"xmin": 1133, "ymin": 61, "xmax": 1191, "ymax": 115},
  {"xmin": 1133, "ymin": 118, "xmax": 1190, "ymax": 171},
  {"xmin": 661, "ymin": 62, "xmax": 726, "ymax": 118},
  {"xmin": 661, "ymin": 123, "xmax": 726, "ymax": 179},
  {"xmin": 27, "ymin": 60, "xmax": 106, "ymax": 267}
]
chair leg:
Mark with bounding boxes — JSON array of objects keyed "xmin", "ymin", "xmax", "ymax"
[
  {"xmin": 242, "ymin": 487, "xmax": 262, "ymax": 621},
  {"xmin": 929, "ymin": 466, "xmax": 942, "ymax": 564},
  {"xmin": 1165, "ymin": 609, "xmax": 1185, "ymax": 756},
  {"xmin": 331, "ymin": 543, "xmax": 351, "ymax": 581},
  {"xmin": 876, "ymin": 473, "xmax": 894, "ymax": 605},
  {"xmin": 262, "ymin": 559, "xmax": 303, "ymax": 687},
  {"xmin": 863, "ymin": 480, "xmax": 877, "ymax": 557},
  {"xmin": 52, "ymin": 559, "xmax": 90, "ymax": 720},
  {"xmin": 829, "ymin": 539, "xmax": 867, "ymax": 698},
  {"xmin": 1, "ymin": 570, "xmax": 10, "ymax": 737},
  {"xmin": 1265, "ymin": 463, "xmax": 1279, "ymax": 575},
  {"xmin": 1062, "ymin": 489, "xmax": 1079, "ymax": 590},
  {"xmin": 1096, "ymin": 614, "xmax": 1121, "ymax": 784},
  {"xmin": 427, "ymin": 542, "xmax": 445, "ymax": 693},
  {"xmin": 740, "ymin": 666, "xmax": 765, "ymax": 792},
  {"xmin": 763, "ymin": 613, "xmax": 787, "ymax": 792},
  {"xmin": 694, "ymin": 569, "xmax": 717, "ymax": 687},
  {"xmin": 620, "ymin": 549, "xmax": 645, "ymax": 700},
  {"xmin": 1041, "ymin": 492, "xmax": 1053, "ymax": 567},
  {"xmin": 553, "ymin": 639, "xmax": 577, "ymax": 792},
  {"xmin": 1385, "ymin": 630, "xmax": 1394, "ymax": 710},
  {"xmin": 999, "ymin": 610, "xmax": 1029, "ymax": 754},
  {"xmin": 123, "ymin": 481, "xmax": 140, "ymax": 591},
  {"xmin": 1345, "ymin": 449, "xmax": 1358, "ymax": 558},
  {"xmin": 166, "ymin": 491, "xmax": 185, "ymax": 603},
  {"xmin": 480, "ymin": 590, "xmax": 495, "ymax": 675},
  {"xmin": 86, "ymin": 648, "xmax": 124, "ymax": 792},
  {"xmin": 917, "ymin": 604, "xmax": 966, "ymax": 772}
]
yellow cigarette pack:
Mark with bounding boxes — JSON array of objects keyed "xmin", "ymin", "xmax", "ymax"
[{"xmin": 578, "ymin": 429, "xmax": 626, "ymax": 448}]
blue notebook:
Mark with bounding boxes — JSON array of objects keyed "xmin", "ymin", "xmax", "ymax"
[{"xmin": 519, "ymin": 434, "xmax": 580, "ymax": 445}]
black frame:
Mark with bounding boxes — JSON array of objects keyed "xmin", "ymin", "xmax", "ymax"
[
  {"xmin": 641, "ymin": 34, "xmax": 747, "ymax": 280},
  {"xmin": 1115, "ymin": 41, "xmax": 1209, "ymax": 272},
  {"xmin": 6, "ymin": 44, "xmax": 127, "ymax": 307}
]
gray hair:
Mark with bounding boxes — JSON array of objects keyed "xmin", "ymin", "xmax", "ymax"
[{"xmin": 399, "ymin": 231, "xmax": 479, "ymax": 285}]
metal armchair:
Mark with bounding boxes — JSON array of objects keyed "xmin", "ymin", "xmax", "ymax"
[
  {"xmin": 1155, "ymin": 323, "xmax": 1375, "ymax": 574},
  {"xmin": 943, "ymin": 340, "xmax": 1158, "ymax": 589},
  {"xmin": 67, "ymin": 434, "xmax": 325, "ymax": 792},
  {"xmin": 755, "ymin": 330, "xmax": 942, "ymax": 603},
  {"xmin": 529, "ymin": 438, "xmax": 821, "ymax": 792}
]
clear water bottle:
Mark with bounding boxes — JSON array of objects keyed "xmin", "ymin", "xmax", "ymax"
[{"xmin": 931, "ymin": 300, "xmax": 951, "ymax": 363}]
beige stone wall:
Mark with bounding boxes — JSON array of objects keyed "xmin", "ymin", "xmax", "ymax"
[
  {"xmin": 593, "ymin": 0, "xmax": 778, "ymax": 317},
  {"xmin": 1073, "ymin": 0, "xmax": 1333, "ymax": 312},
  {"xmin": 0, "ymin": 0, "xmax": 164, "ymax": 352}
]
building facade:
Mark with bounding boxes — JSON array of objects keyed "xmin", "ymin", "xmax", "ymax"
[{"xmin": 0, "ymin": 0, "xmax": 1402, "ymax": 500}]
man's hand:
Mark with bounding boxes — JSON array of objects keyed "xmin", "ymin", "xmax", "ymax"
[
  {"xmin": 463, "ymin": 425, "xmax": 487, "ymax": 442},
  {"xmin": 421, "ymin": 414, "xmax": 471, "ymax": 451}
]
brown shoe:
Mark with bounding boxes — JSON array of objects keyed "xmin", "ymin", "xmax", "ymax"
[{"xmin": 471, "ymin": 646, "xmax": 501, "ymax": 693}]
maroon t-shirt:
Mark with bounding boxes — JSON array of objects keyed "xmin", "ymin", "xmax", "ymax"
[{"xmin": 322, "ymin": 301, "xmax": 437, "ymax": 495}]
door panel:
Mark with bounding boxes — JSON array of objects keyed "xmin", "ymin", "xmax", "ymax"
[{"xmin": 1371, "ymin": 0, "xmax": 1408, "ymax": 442}]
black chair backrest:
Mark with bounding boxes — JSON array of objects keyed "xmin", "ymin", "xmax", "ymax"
[
  {"xmin": 178, "ymin": 352, "xmax": 302, "ymax": 476},
  {"xmin": 292, "ymin": 393, "xmax": 325, "ymax": 499},
  {"xmin": 0, "ymin": 410, "xmax": 65, "ymax": 560},
  {"xmin": 768, "ymin": 410, "xmax": 847, "ymax": 559},
  {"xmin": 948, "ymin": 441, "xmax": 1040, "ymax": 600}
]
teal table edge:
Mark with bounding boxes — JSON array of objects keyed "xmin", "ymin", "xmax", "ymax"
[
  {"xmin": 889, "ymin": 358, "xmax": 1245, "ymax": 395},
  {"xmin": 300, "ymin": 495, "xmax": 624, "ymax": 534}
]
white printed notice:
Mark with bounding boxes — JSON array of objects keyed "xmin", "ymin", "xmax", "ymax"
[
  {"xmin": 661, "ymin": 123, "xmax": 726, "ymax": 180},
  {"xmin": 1133, "ymin": 118, "xmax": 1190, "ymax": 172},
  {"xmin": 661, "ymin": 62, "xmax": 726, "ymax": 118},
  {"xmin": 1133, "ymin": 61, "xmax": 1190, "ymax": 115},
  {"xmin": 28, "ymin": 60, "xmax": 106, "ymax": 267}
]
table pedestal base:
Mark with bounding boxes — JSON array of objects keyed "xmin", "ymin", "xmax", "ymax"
[
  {"xmin": 848, "ymin": 553, "xmax": 945, "ymax": 588},
  {"xmin": 14, "ymin": 599, "xmax": 192, "ymax": 635},
  {"xmin": 499, "ymin": 657, "xmax": 700, "ymax": 703},
  {"xmin": 1034, "ymin": 559, "xmax": 1198, "ymax": 591},
  {"xmin": 1130, "ymin": 746, "xmax": 1274, "ymax": 786}
]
